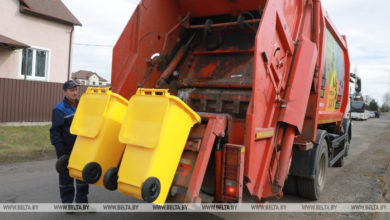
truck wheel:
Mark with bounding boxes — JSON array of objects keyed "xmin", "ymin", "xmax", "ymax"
[
  {"xmin": 56, "ymin": 155, "xmax": 69, "ymax": 175},
  {"xmin": 283, "ymin": 175, "xmax": 298, "ymax": 196},
  {"xmin": 344, "ymin": 138, "xmax": 350, "ymax": 157},
  {"xmin": 142, "ymin": 177, "xmax": 160, "ymax": 203},
  {"xmin": 103, "ymin": 167, "xmax": 118, "ymax": 191},
  {"xmin": 82, "ymin": 162, "xmax": 102, "ymax": 184},
  {"xmin": 297, "ymin": 139, "xmax": 328, "ymax": 200}
]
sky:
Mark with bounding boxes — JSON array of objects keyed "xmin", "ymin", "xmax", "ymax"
[
  {"xmin": 62, "ymin": 0, "xmax": 390, "ymax": 105},
  {"xmin": 62, "ymin": 0, "xmax": 139, "ymax": 80}
]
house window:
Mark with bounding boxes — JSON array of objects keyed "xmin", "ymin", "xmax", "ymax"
[
  {"xmin": 21, "ymin": 49, "xmax": 33, "ymax": 76},
  {"xmin": 20, "ymin": 48, "xmax": 50, "ymax": 80}
]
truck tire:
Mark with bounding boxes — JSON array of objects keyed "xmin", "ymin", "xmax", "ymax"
[
  {"xmin": 297, "ymin": 139, "xmax": 328, "ymax": 200},
  {"xmin": 103, "ymin": 167, "xmax": 119, "ymax": 191},
  {"xmin": 82, "ymin": 162, "xmax": 102, "ymax": 184},
  {"xmin": 344, "ymin": 137, "xmax": 350, "ymax": 157},
  {"xmin": 283, "ymin": 175, "xmax": 298, "ymax": 196}
]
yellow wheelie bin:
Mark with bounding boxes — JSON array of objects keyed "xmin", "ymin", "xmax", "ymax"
[
  {"xmin": 117, "ymin": 88, "xmax": 201, "ymax": 204},
  {"xmin": 67, "ymin": 87, "xmax": 129, "ymax": 189}
]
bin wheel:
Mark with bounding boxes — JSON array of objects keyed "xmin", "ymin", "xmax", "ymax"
[
  {"xmin": 82, "ymin": 162, "xmax": 102, "ymax": 184},
  {"xmin": 56, "ymin": 155, "xmax": 69, "ymax": 175},
  {"xmin": 103, "ymin": 167, "xmax": 118, "ymax": 191},
  {"xmin": 141, "ymin": 177, "xmax": 161, "ymax": 203}
]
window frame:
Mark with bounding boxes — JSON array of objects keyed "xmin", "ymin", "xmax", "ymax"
[{"xmin": 18, "ymin": 46, "xmax": 51, "ymax": 81}]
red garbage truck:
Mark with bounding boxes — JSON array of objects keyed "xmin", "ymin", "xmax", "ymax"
[{"xmin": 66, "ymin": 0, "xmax": 352, "ymax": 203}]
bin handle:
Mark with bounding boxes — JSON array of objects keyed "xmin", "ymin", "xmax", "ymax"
[
  {"xmin": 86, "ymin": 87, "xmax": 110, "ymax": 94},
  {"xmin": 137, "ymin": 88, "xmax": 169, "ymax": 97}
]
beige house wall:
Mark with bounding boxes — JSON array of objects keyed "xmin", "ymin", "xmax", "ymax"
[
  {"xmin": 0, "ymin": 0, "xmax": 73, "ymax": 83},
  {"xmin": 0, "ymin": 48, "xmax": 20, "ymax": 79}
]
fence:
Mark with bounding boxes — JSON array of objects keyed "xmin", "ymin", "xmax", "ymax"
[{"xmin": 0, "ymin": 78, "xmax": 90, "ymax": 123}]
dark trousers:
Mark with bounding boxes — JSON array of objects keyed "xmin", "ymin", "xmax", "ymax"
[
  {"xmin": 56, "ymin": 145, "xmax": 89, "ymax": 203},
  {"xmin": 59, "ymin": 173, "xmax": 89, "ymax": 203}
]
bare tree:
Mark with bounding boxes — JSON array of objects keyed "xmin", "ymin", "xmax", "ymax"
[
  {"xmin": 364, "ymin": 95, "xmax": 372, "ymax": 105},
  {"xmin": 384, "ymin": 92, "xmax": 390, "ymax": 104},
  {"xmin": 381, "ymin": 92, "xmax": 390, "ymax": 112}
]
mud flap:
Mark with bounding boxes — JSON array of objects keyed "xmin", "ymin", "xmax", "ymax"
[{"xmin": 289, "ymin": 129, "xmax": 328, "ymax": 179}]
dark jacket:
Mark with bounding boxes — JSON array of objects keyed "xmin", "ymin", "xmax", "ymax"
[{"xmin": 50, "ymin": 98, "xmax": 78, "ymax": 156}]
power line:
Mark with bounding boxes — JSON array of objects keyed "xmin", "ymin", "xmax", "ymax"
[{"xmin": 74, "ymin": 43, "xmax": 113, "ymax": 47}]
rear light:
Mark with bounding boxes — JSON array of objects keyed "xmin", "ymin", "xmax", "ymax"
[
  {"xmin": 218, "ymin": 144, "xmax": 245, "ymax": 202},
  {"xmin": 225, "ymin": 180, "xmax": 237, "ymax": 196},
  {"xmin": 226, "ymin": 186, "xmax": 236, "ymax": 195}
]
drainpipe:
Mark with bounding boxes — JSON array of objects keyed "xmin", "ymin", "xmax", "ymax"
[{"xmin": 67, "ymin": 26, "xmax": 74, "ymax": 80}]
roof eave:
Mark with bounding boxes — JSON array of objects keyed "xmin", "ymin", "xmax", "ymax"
[
  {"xmin": 0, "ymin": 34, "xmax": 30, "ymax": 50},
  {"xmin": 20, "ymin": 6, "xmax": 82, "ymax": 26},
  {"xmin": 0, "ymin": 43, "xmax": 30, "ymax": 50}
]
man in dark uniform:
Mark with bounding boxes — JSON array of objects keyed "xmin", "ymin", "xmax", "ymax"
[{"xmin": 50, "ymin": 80, "xmax": 89, "ymax": 204}]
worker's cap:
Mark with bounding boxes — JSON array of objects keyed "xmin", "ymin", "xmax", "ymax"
[{"xmin": 63, "ymin": 80, "xmax": 79, "ymax": 91}]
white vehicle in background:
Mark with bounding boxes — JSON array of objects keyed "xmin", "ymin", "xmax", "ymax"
[
  {"xmin": 369, "ymin": 111, "xmax": 375, "ymax": 118},
  {"xmin": 351, "ymin": 101, "xmax": 369, "ymax": 120},
  {"xmin": 365, "ymin": 110, "xmax": 370, "ymax": 119}
]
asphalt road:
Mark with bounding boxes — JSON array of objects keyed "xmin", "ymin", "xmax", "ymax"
[{"xmin": 0, "ymin": 114, "xmax": 389, "ymax": 220}]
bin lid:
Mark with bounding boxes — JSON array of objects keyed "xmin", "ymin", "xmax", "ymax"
[
  {"xmin": 70, "ymin": 88, "xmax": 111, "ymax": 138},
  {"xmin": 119, "ymin": 89, "xmax": 201, "ymax": 147},
  {"xmin": 137, "ymin": 88, "xmax": 201, "ymax": 124}
]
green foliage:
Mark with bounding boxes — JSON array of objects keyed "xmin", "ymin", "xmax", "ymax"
[
  {"xmin": 0, "ymin": 125, "xmax": 55, "ymax": 164},
  {"xmin": 367, "ymin": 99, "xmax": 379, "ymax": 111}
]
